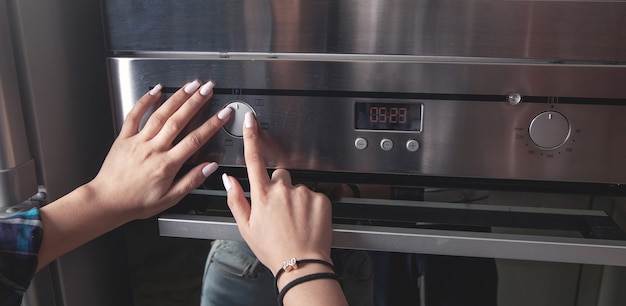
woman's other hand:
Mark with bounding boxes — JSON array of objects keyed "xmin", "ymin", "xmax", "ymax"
[
  {"xmin": 223, "ymin": 112, "xmax": 333, "ymax": 274},
  {"xmin": 87, "ymin": 80, "xmax": 232, "ymax": 220}
]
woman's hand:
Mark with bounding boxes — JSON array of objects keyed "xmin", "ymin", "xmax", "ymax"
[
  {"xmin": 38, "ymin": 80, "xmax": 233, "ymax": 270},
  {"xmin": 223, "ymin": 112, "xmax": 333, "ymax": 274},
  {"xmin": 223, "ymin": 112, "xmax": 347, "ymax": 306},
  {"xmin": 86, "ymin": 80, "xmax": 232, "ymax": 220}
]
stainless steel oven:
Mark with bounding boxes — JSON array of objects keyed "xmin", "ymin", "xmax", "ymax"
[{"xmin": 102, "ymin": 0, "xmax": 626, "ymax": 269}]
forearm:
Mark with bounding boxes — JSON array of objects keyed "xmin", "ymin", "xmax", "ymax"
[{"xmin": 36, "ymin": 183, "xmax": 131, "ymax": 271}]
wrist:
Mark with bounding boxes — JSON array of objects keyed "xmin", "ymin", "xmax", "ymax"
[
  {"xmin": 274, "ymin": 257, "xmax": 336, "ymax": 293},
  {"xmin": 275, "ymin": 261, "xmax": 344, "ymax": 306},
  {"xmin": 79, "ymin": 182, "xmax": 135, "ymax": 224},
  {"xmin": 270, "ymin": 253, "xmax": 332, "ymax": 276}
]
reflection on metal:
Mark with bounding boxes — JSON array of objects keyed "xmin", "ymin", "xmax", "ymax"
[{"xmin": 103, "ymin": 0, "xmax": 626, "ymax": 63}]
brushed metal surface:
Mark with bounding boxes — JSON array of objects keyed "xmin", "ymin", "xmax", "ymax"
[
  {"xmin": 103, "ymin": 0, "xmax": 626, "ymax": 263},
  {"xmin": 108, "ymin": 57, "xmax": 626, "ymax": 185},
  {"xmin": 102, "ymin": 0, "xmax": 626, "ymax": 63},
  {"xmin": 158, "ymin": 214, "xmax": 626, "ymax": 267}
]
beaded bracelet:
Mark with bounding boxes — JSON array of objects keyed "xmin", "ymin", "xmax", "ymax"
[
  {"xmin": 277, "ymin": 272, "xmax": 341, "ymax": 306},
  {"xmin": 274, "ymin": 258, "xmax": 337, "ymax": 295}
]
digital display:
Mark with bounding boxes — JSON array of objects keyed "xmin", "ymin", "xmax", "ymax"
[{"xmin": 355, "ymin": 102, "xmax": 423, "ymax": 131}]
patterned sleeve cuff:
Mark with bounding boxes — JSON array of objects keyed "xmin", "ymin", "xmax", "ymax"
[{"xmin": 0, "ymin": 207, "xmax": 44, "ymax": 295}]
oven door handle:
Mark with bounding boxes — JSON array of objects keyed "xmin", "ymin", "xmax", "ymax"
[{"xmin": 158, "ymin": 214, "xmax": 626, "ymax": 267}]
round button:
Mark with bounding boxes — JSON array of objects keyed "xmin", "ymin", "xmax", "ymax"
[
  {"xmin": 528, "ymin": 111, "xmax": 570, "ymax": 150},
  {"xmin": 354, "ymin": 137, "xmax": 368, "ymax": 150},
  {"xmin": 406, "ymin": 139, "xmax": 420, "ymax": 152},
  {"xmin": 380, "ymin": 138, "xmax": 394, "ymax": 151},
  {"xmin": 223, "ymin": 101, "xmax": 256, "ymax": 137}
]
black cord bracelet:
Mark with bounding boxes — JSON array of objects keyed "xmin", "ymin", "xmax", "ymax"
[
  {"xmin": 277, "ymin": 272, "xmax": 341, "ymax": 306},
  {"xmin": 274, "ymin": 259, "xmax": 337, "ymax": 295}
]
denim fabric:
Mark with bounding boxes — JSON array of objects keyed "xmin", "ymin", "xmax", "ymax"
[
  {"xmin": 201, "ymin": 240, "xmax": 374, "ymax": 306},
  {"xmin": 201, "ymin": 240, "xmax": 276, "ymax": 306}
]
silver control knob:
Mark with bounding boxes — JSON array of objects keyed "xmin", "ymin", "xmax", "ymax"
[
  {"xmin": 380, "ymin": 138, "xmax": 394, "ymax": 151},
  {"xmin": 528, "ymin": 111, "xmax": 570, "ymax": 150},
  {"xmin": 354, "ymin": 137, "xmax": 368, "ymax": 150},
  {"xmin": 406, "ymin": 139, "xmax": 420, "ymax": 152},
  {"xmin": 223, "ymin": 101, "xmax": 255, "ymax": 137}
]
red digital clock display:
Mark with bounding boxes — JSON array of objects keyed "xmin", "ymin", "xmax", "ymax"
[{"xmin": 355, "ymin": 102, "xmax": 422, "ymax": 131}]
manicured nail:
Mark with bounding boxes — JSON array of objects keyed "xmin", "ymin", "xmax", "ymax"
[
  {"xmin": 200, "ymin": 80, "xmax": 215, "ymax": 96},
  {"xmin": 201, "ymin": 162, "xmax": 218, "ymax": 177},
  {"xmin": 222, "ymin": 173, "xmax": 232, "ymax": 191},
  {"xmin": 184, "ymin": 80, "xmax": 201, "ymax": 94},
  {"xmin": 244, "ymin": 112, "xmax": 255, "ymax": 128},
  {"xmin": 217, "ymin": 106, "xmax": 233, "ymax": 119},
  {"xmin": 149, "ymin": 84, "xmax": 162, "ymax": 96}
]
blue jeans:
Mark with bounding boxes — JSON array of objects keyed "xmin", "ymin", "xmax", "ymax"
[{"xmin": 201, "ymin": 240, "xmax": 374, "ymax": 306}]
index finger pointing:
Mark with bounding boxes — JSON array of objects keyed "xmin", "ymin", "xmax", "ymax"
[{"xmin": 243, "ymin": 112, "xmax": 271, "ymax": 188}]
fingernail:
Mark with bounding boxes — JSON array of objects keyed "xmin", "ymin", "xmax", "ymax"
[
  {"xmin": 199, "ymin": 80, "xmax": 215, "ymax": 96},
  {"xmin": 149, "ymin": 84, "xmax": 162, "ymax": 96},
  {"xmin": 202, "ymin": 162, "xmax": 219, "ymax": 177},
  {"xmin": 217, "ymin": 106, "xmax": 233, "ymax": 119},
  {"xmin": 244, "ymin": 112, "xmax": 255, "ymax": 128},
  {"xmin": 222, "ymin": 173, "xmax": 232, "ymax": 191},
  {"xmin": 184, "ymin": 80, "xmax": 201, "ymax": 94}
]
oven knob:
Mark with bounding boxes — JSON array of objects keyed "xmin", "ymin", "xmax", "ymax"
[
  {"xmin": 222, "ymin": 101, "xmax": 256, "ymax": 137},
  {"xmin": 528, "ymin": 111, "xmax": 570, "ymax": 150}
]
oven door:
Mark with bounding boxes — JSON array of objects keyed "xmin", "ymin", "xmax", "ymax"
[{"xmin": 159, "ymin": 181, "xmax": 626, "ymax": 267}]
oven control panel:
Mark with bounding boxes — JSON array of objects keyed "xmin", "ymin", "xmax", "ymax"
[
  {"xmin": 195, "ymin": 93, "xmax": 625, "ymax": 187},
  {"xmin": 108, "ymin": 58, "xmax": 626, "ymax": 187}
]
